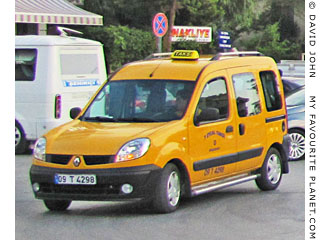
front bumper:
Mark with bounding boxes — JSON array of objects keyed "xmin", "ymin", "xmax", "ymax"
[{"xmin": 30, "ymin": 164, "xmax": 162, "ymax": 201}]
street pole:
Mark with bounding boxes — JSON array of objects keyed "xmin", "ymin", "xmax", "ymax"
[
  {"xmin": 153, "ymin": 13, "xmax": 168, "ymax": 54},
  {"xmin": 157, "ymin": 37, "xmax": 162, "ymax": 53}
]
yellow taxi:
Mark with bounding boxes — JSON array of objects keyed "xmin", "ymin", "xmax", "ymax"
[{"xmin": 30, "ymin": 50, "xmax": 290, "ymax": 213}]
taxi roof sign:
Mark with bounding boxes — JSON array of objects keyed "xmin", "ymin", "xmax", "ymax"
[{"xmin": 171, "ymin": 50, "xmax": 199, "ymax": 60}]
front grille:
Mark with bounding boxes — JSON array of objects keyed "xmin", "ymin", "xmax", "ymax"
[
  {"xmin": 46, "ymin": 154, "xmax": 72, "ymax": 165},
  {"xmin": 45, "ymin": 154, "xmax": 115, "ymax": 166},
  {"xmin": 83, "ymin": 155, "xmax": 115, "ymax": 165}
]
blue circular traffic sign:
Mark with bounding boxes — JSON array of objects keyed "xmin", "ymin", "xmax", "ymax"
[{"xmin": 152, "ymin": 13, "xmax": 168, "ymax": 37}]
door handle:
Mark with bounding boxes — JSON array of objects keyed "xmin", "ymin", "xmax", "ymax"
[
  {"xmin": 239, "ymin": 123, "xmax": 245, "ymax": 135},
  {"xmin": 226, "ymin": 125, "xmax": 233, "ymax": 133}
]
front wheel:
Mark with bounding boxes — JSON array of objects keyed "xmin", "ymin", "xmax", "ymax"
[
  {"xmin": 256, "ymin": 148, "xmax": 282, "ymax": 191},
  {"xmin": 153, "ymin": 163, "xmax": 181, "ymax": 213},
  {"xmin": 44, "ymin": 200, "xmax": 71, "ymax": 211},
  {"xmin": 289, "ymin": 129, "xmax": 305, "ymax": 161}
]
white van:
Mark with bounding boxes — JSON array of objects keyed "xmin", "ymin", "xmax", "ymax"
[{"xmin": 15, "ymin": 35, "xmax": 107, "ymax": 153}]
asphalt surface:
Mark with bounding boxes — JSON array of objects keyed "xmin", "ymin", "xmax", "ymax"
[{"xmin": 16, "ymin": 154, "xmax": 304, "ymax": 240}]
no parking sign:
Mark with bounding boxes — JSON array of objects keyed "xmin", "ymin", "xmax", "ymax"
[{"xmin": 152, "ymin": 13, "xmax": 168, "ymax": 38}]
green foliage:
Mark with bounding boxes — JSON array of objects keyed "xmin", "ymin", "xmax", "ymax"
[
  {"xmin": 83, "ymin": 0, "xmax": 175, "ymax": 29},
  {"xmin": 238, "ymin": 23, "xmax": 301, "ymax": 62},
  {"xmin": 81, "ymin": 0, "xmax": 304, "ymax": 67},
  {"xmin": 172, "ymin": 40, "xmax": 216, "ymax": 54},
  {"xmin": 175, "ymin": 0, "xmax": 256, "ymax": 43},
  {"xmin": 83, "ymin": 25, "xmax": 156, "ymax": 71}
]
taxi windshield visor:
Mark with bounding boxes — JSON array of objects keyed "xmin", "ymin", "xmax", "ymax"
[{"xmin": 82, "ymin": 80, "xmax": 195, "ymax": 122}]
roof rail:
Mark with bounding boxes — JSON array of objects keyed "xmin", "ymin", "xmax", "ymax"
[
  {"xmin": 211, "ymin": 51, "xmax": 263, "ymax": 60},
  {"xmin": 145, "ymin": 52, "xmax": 172, "ymax": 60}
]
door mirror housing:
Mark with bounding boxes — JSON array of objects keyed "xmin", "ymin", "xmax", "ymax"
[
  {"xmin": 70, "ymin": 107, "xmax": 82, "ymax": 119},
  {"xmin": 195, "ymin": 108, "xmax": 219, "ymax": 125}
]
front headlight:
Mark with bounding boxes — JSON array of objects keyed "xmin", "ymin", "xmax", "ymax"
[
  {"xmin": 115, "ymin": 138, "xmax": 150, "ymax": 162},
  {"xmin": 33, "ymin": 137, "xmax": 46, "ymax": 161}
]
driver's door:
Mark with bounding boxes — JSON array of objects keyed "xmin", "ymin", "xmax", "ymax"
[{"xmin": 188, "ymin": 71, "xmax": 237, "ymax": 184}]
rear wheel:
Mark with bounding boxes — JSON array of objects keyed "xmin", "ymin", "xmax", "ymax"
[
  {"xmin": 44, "ymin": 200, "xmax": 71, "ymax": 211},
  {"xmin": 15, "ymin": 121, "xmax": 27, "ymax": 154},
  {"xmin": 256, "ymin": 148, "xmax": 282, "ymax": 191},
  {"xmin": 153, "ymin": 163, "xmax": 181, "ymax": 213}
]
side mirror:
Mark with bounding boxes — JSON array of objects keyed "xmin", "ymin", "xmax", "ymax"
[
  {"xmin": 70, "ymin": 107, "xmax": 82, "ymax": 119},
  {"xmin": 195, "ymin": 108, "xmax": 219, "ymax": 125}
]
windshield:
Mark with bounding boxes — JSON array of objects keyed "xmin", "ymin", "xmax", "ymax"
[{"xmin": 82, "ymin": 80, "xmax": 195, "ymax": 122}]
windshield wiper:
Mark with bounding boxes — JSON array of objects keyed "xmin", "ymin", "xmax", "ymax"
[
  {"xmin": 84, "ymin": 116, "xmax": 116, "ymax": 122},
  {"xmin": 115, "ymin": 117, "xmax": 159, "ymax": 122}
]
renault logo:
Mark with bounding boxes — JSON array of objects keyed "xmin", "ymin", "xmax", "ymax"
[{"xmin": 73, "ymin": 157, "xmax": 81, "ymax": 167}]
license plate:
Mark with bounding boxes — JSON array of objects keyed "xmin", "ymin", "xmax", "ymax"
[{"xmin": 54, "ymin": 174, "xmax": 97, "ymax": 185}]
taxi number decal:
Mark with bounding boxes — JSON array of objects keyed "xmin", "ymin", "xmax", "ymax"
[
  {"xmin": 204, "ymin": 166, "xmax": 225, "ymax": 176},
  {"xmin": 54, "ymin": 174, "xmax": 97, "ymax": 185},
  {"xmin": 204, "ymin": 130, "xmax": 225, "ymax": 140}
]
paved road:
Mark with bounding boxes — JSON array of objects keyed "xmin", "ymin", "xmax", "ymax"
[{"xmin": 16, "ymin": 154, "xmax": 304, "ymax": 240}]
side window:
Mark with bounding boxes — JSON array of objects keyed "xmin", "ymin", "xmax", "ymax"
[
  {"xmin": 259, "ymin": 71, "xmax": 282, "ymax": 111},
  {"xmin": 195, "ymin": 78, "xmax": 229, "ymax": 125},
  {"xmin": 15, "ymin": 49, "xmax": 37, "ymax": 81},
  {"xmin": 88, "ymin": 85, "xmax": 109, "ymax": 116},
  {"xmin": 232, "ymin": 73, "xmax": 261, "ymax": 117}
]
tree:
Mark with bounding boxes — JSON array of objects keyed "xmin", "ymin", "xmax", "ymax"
[
  {"xmin": 238, "ymin": 22, "xmax": 301, "ymax": 62},
  {"xmin": 82, "ymin": 25, "xmax": 156, "ymax": 72},
  {"xmin": 80, "ymin": 0, "xmax": 304, "ymax": 66},
  {"xmin": 171, "ymin": 0, "xmax": 257, "ymax": 52},
  {"xmin": 237, "ymin": 0, "xmax": 304, "ymax": 60},
  {"xmin": 83, "ymin": 0, "xmax": 175, "ymax": 29},
  {"xmin": 83, "ymin": 0, "xmax": 257, "ymax": 52}
]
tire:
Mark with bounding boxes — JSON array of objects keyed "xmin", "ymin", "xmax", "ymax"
[
  {"xmin": 44, "ymin": 200, "xmax": 71, "ymax": 211},
  {"xmin": 153, "ymin": 163, "xmax": 181, "ymax": 213},
  {"xmin": 15, "ymin": 121, "xmax": 28, "ymax": 154},
  {"xmin": 288, "ymin": 129, "xmax": 305, "ymax": 161},
  {"xmin": 256, "ymin": 148, "xmax": 282, "ymax": 191}
]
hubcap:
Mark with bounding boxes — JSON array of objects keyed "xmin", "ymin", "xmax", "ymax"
[
  {"xmin": 167, "ymin": 171, "xmax": 180, "ymax": 207},
  {"xmin": 15, "ymin": 126, "xmax": 22, "ymax": 147},
  {"xmin": 267, "ymin": 154, "xmax": 281, "ymax": 184},
  {"xmin": 289, "ymin": 132, "xmax": 305, "ymax": 160}
]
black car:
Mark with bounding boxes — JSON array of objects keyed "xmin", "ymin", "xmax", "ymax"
[{"xmin": 282, "ymin": 78, "xmax": 304, "ymax": 96}]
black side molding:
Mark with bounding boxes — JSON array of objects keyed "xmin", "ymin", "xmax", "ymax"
[
  {"xmin": 193, "ymin": 148, "xmax": 263, "ymax": 171},
  {"xmin": 265, "ymin": 115, "xmax": 286, "ymax": 123}
]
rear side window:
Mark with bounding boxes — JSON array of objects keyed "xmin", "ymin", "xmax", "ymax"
[
  {"xmin": 15, "ymin": 49, "xmax": 37, "ymax": 81},
  {"xmin": 232, "ymin": 73, "xmax": 261, "ymax": 117},
  {"xmin": 260, "ymin": 71, "xmax": 282, "ymax": 111}
]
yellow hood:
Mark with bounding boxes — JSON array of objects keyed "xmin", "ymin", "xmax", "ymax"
[{"xmin": 45, "ymin": 120, "xmax": 168, "ymax": 155}]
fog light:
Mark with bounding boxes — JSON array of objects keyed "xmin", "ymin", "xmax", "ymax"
[
  {"xmin": 32, "ymin": 183, "xmax": 40, "ymax": 192},
  {"xmin": 121, "ymin": 184, "xmax": 133, "ymax": 194}
]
